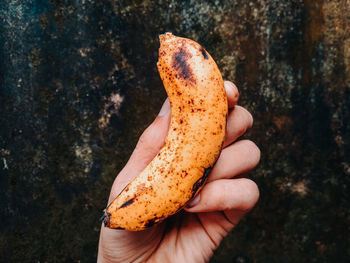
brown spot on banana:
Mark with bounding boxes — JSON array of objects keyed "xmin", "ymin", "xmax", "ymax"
[
  {"xmin": 103, "ymin": 32, "xmax": 228, "ymax": 231},
  {"xmin": 191, "ymin": 166, "xmax": 213, "ymax": 198},
  {"xmin": 200, "ymin": 47, "xmax": 209, "ymax": 60},
  {"xmin": 100, "ymin": 209, "xmax": 111, "ymax": 228},
  {"xmin": 144, "ymin": 215, "xmax": 165, "ymax": 228},
  {"xmin": 172, "ymin": 47, "xmax": 195, "ymax": 83},
  {"xmin": 120, "ymin": 198, "xmax": 134, "ymax": 208}
]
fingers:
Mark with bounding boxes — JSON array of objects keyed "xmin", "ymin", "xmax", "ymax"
[
  {"xmin": 224, "ymin": 106, "xmax": 253, "ymax": 147},
  {"xmin": 207, "ymin": 140, "xmax": 260, "ymax": 183},
  {"xmin": 185, "ymin": 178, "xmax": 260, "ymax": 216},
  {"xmin": 224, "ymin": 81, "xmax": 239, "ymax": 108}
]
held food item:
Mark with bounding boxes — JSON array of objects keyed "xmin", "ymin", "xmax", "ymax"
[{"xmin": 102, "ymin": 32, "xmax": 228, "ymax": 231}]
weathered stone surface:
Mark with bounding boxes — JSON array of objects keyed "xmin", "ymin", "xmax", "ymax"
[{"xmin": 0, "ymin": 0, "xmax": 349, "ymax": 262}]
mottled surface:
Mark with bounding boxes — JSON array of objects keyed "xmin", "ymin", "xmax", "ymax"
[{"xmin": 0, "ymin": 0, "xmax": 349, "ymax": 262}]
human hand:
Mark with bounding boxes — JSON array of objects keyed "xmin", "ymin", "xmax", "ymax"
[{"xmin": 98, "ymin": 81, "xmax": 260, "ymax": 263}]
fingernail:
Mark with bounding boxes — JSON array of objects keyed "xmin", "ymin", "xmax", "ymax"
[
  {"xmin": 158, "ymin": 99, "xmax": 170, "ymax": 116},
  {"xmin": 187, "ymin": 194, "xmax": 200, "ymax": 208},
  {"xmin": 224, "ymin": 81, "xmax": 235, "ymax": 93},
  {"xmin": 224, "ymin": 81, "xmax": 238, "ymax": 98},
  {"xmin": 224, "ymin": 81, "xmax": 239, "ymax": 107}
]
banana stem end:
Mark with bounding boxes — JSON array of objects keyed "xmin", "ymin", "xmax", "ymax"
[{"xmin": 100, "ymin": 209, "xmax": 111, "ymax": 227}]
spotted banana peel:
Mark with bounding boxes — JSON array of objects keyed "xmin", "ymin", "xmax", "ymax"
[{"xmin": 102, "ymin": 33, "xmax": 228, "ymax": 231}]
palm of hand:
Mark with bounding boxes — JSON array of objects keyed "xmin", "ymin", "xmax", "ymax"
[
  {"xmin": 98, "ymin": 82, "xmax": 260, "ymax": 263},
  {"xmin": 100, "ymin": 208, "xmax": 246, "ymax": 262}
]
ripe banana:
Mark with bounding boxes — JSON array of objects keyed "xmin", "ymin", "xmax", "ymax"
[{"xmin": 102, "ymin": 32, "xmax": 228, "ymax": 231}]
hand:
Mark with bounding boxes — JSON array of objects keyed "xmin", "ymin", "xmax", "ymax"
[{"xmin": 98, "ymin": 81, "xmax": 260, "ymax": 263}]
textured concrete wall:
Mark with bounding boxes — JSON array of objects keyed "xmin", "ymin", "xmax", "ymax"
[{"xmin": 0, "ymin": 0, "xmax": 349, "ymax": 262}]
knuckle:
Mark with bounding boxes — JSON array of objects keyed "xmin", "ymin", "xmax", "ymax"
[
  {"xmin": 244, "ymin": 140, "xmax": 261, "ymax": 167},
  {"xmin": 221, "ymin": 183, "xmax": 231, "ymax": 210},
  {"xmin": 233, "ymin": 106, "xmax": 253, "ymax": 135},
  {"xmin": 136, "ymin": 125, "xmax": 159, "ymax": 155},
  {"xmin": 247, "ymin": 111, "xmax": 254, "ymax": 128},
  {"xmin": 236, "ymin": 122, "xmax": 248, "ymax": 136},
  {"xmin": 137, "ymin": 129, "xmax": 150, "ymax": 148},
  {"xmin": 240, "ymin": 106, "xmax": 253, "ymax": 128},
  {"xmin": 243, "ymin": 179, "xmax": 260, "ymax": 209}
]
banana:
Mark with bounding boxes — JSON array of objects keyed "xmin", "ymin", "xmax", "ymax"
[{"xmin": 102, "ymin": 32, "xmax": 228, "ymax": 231}]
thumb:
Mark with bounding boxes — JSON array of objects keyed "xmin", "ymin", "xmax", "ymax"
[
  {"xmin": 109, "ymin": 99, "xmax": 171, "ymax": 202},
  {"xmin": 128, "ymin": 98, "xmax": 171, "ymax": 169}
]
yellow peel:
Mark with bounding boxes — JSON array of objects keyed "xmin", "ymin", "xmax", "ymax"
[{"xmin": 104, "ymin": 33, "xmax": 228, "ymax": 231}]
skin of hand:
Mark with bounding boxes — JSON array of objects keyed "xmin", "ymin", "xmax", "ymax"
[{"xmin": 98, "ymin": 81, "xmax": 261, "ymax": 263}]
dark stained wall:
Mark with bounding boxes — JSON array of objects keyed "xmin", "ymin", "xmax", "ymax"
[{"xmin": 0, "ymin": 1, "xmax": 349, "ymax": 262}]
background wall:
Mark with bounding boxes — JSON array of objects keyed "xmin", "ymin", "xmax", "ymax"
[{"xmin": 1, "ymin": 0, "xmax": 349, "ymax": 262}]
